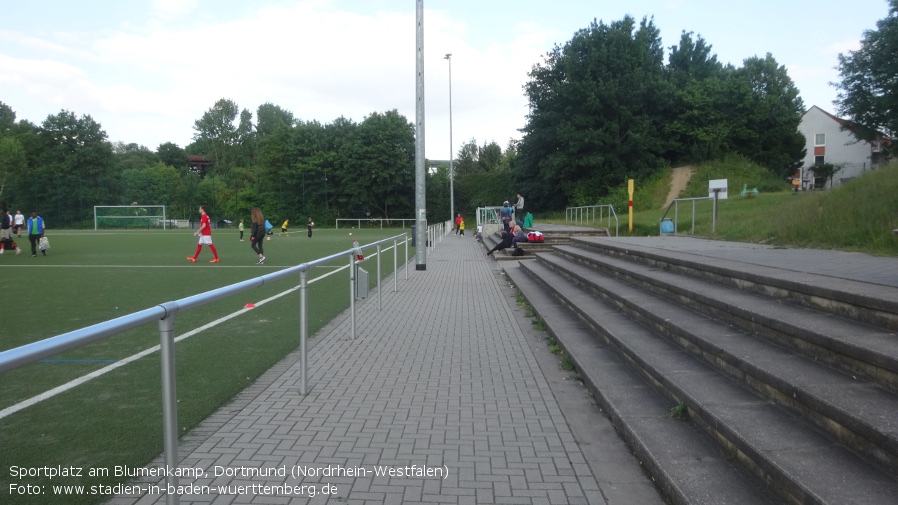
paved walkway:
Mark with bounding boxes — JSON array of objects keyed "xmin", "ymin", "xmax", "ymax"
[{"xmin": 116, "ymin": 234, "xmax": 606, "ymax": 505}]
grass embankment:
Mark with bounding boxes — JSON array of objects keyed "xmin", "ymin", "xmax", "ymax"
[{"xmin": 547, "ymin": 156, "xmax": 898, "ymax": 257}]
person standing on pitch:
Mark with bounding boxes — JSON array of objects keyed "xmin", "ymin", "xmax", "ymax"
[
  {"xmin": 250, "ymin": 207, "xmax": 267, "ymax": 264},
  {"xmin": 307, "ymin": 217, "xmax": 314, "ymax": 238},
  {"xmin": 238, "ymin": 219, "xmax": 245, "ymax": 241},
  {"xmin": 14, "ymin": 210, "xmax": 25, "ymax": 237},
  {"xmin": 26, "ymin": 211, "xmax": 45, "ymax": 257},
  {"xmin": 280, "ymin": 219, "xmax": 289, "ymax": 236},
  {"xmin": 187, "ymin": 205, "xmax": 219, "ymax": 263}
]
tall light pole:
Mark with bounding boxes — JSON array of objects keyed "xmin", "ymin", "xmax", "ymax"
[
  {"xmin": 445, "ymin": 53, "xmax": 454, "ymax": 226},
  {"xmin": 414, "ymin": 0, "xmax": 426, "ymax": 270}
]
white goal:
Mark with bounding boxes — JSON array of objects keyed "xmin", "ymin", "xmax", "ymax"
[{"xmin": 94, "ymin": 205, "xmax": 168, "ymax": 230}]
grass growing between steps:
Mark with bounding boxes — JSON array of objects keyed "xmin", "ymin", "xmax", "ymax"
[{"xmin": 515, "ymin": 289, "xmax": 577, "ymax": 373}]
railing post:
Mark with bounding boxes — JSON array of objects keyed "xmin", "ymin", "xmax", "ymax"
[
  {"xmin": 691, "ymin": 200, "xmax": 696, "ymax": 234},
  {"xmin": 158, "ymin": 312, "xmax": 180, "ymax": 505},
  {"xmin": 405, "ymin": 233, "xmax": 409, "ymax": 280},
  {"xmin": 349, "ymin": 254, "xmax": 356, "ymax": 340},
  {"xmin": 377, "ymin": 243, "xmax": 382, "ymax": 311},
  {"xmin": 393, "ymin": 238, "xmax": 398, "ymax": 292},
  {"xmin": 299, "ymin": 269, "xmax": 308, "ymax": 395}
]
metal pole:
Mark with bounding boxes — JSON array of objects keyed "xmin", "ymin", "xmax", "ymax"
[
  {"xmin": 377, "ymin": 243, "xmax": 382, "ymax": 311},
  {"xmin": 350, "ymin": 254, "xmax": 356, "ymax": 339},
  {"xmin": 300, "ymin": 269, "xmax": 308, "ymax": 395},
  {"xmin": 712, "ymin": 190, "xmax": 719, "ymax": 234},
  {"xmin": 405, "ymin": 233, "xmax": 409, "ymax": 280},
  {"xmin": 414, "ymin": 0, "xmax": 427, "ymax": 270},
  {"xmin": 393, "ymin": 238, "xmax": 398, "ymax": 292},
  {"xmin": 158, "ymin": 314, "xmax": 179, "ymax": 505},
  {"xmin": 446, "ymin": 53, "xmax": 454, "ymax": 226},
  {"xmin": 691, "ymin": 200, "xmax": 696, "ymax": 234}
]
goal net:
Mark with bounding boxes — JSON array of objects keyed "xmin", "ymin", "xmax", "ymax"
[{"xmin": 94, "ymin": 205, "xmax": 167, "ymax": 230}]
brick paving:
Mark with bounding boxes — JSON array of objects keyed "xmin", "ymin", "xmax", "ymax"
[{"xmin": 116, "ymin": 234, "xmax": 604, "ymax": 505}]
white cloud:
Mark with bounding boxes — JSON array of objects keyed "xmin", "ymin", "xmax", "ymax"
[
  {"xmin": 1, "ymin": 2, "xmax": 560, "ymax": 156},
  {"xmin": 151, "ymin": 0, "xmax": 200, "ymax": 16}
]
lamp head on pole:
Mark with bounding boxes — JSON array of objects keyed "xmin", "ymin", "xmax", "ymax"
[{"xmin": 444, "ymin": 53, "xmax": 451, "ymax": 60}]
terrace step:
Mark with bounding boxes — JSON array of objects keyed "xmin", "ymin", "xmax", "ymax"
[{"xmin": 504, "ymin": 248, "xmax": 898, "ymax": 505}]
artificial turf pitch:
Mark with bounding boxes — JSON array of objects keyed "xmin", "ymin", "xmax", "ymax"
[{"xmin": 0, "ymin": 227, "xmax": 413, "ymax": 504}]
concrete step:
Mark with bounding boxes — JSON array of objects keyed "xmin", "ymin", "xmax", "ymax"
[
  {"xmin": 539, "ymin": 249, "xmax": 898, "ymax": 476},
  {"xmin": 502, "ymin": 262, "xmax": 784, "ymax": 505},
  {"xmin": 511, "ymin": 258, "xmax": 898, "ymax": 505},
  {"xmin": 553, "ymin": 245, "xmax": 898, "ymax": 393},
  {"xmin": 572, "ymin": 237, "xmax": 898, "ymax": 331}
]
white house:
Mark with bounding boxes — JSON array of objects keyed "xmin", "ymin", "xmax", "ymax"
[{"xmin": 797, "ymin": 106, "xmax": 891, "ymax": 189}]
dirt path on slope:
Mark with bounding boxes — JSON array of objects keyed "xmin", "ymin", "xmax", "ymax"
[{"xmin": 663, "ymin": 165, "xmax": 694, "ymax": 208}]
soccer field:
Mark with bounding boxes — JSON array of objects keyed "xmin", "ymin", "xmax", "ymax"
[{"xmin": 0, "ymin": 227, "xmax": 413, "ymax": 504}]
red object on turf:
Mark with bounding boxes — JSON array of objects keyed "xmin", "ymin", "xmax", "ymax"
[{"xmin": 244, "ymin": 303, "xmax": 256, "ymax": 309}]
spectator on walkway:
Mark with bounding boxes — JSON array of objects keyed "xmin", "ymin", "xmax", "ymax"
[
  {"xmin": 250, "ymin": 207, "xmax": 267, "ymax": 264},
  {"xmin": 515, "ymin": 193, "xmax": 525, "ymax": 221},
  {"xmin": 455, "ymin": 213, "xmax": 462, "ymax": 235},
  {"xmin": 458, "ymin": 217, "xmax": 466, "ymax": 237}
]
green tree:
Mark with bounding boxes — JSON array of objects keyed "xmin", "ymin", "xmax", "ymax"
[
  {"xmin": 338, "ymin": 110, "xmax": 414, "ymax": 221},
  {"xmin": 478, "ymin": 141, "xmax": 503, "ymax": 172},
  {"xmin": 518, "ymin": 15, "xmax": 670, "ymax": 210},
  {"xmin": 256, "ymin": 103, "xmax": 295, "ymax": 138},
  {"xmin": 454, "ymin": 139, "xmax": 479, "ymax": 176},
  {"xmin": 0, "ymin": 101, "xmax": 15, "ymax": 138},
  {"xmin": 834, "ymin": 0, "xmax": 898, "ymax": 146},
  {"xmin": 192, "ymin": 98, "xmax": 241, "ymax": 174},
  {"xmin": 157, "ymin": 142, "xmax": 188, "ymax": 169},
  {"xmin": 112, "ymin": 142, "xmax": 160, "ymax": 172},
  {"xmin": 731, "ymin": 54, "xmax": 806, "ymax": 176},
  {"xmin": 33, "ymin": 110, "xmax": 116, "ymax": 225}
]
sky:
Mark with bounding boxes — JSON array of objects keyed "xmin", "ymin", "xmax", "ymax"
[{"xmin": 0, "ymin": 0, "xmax": 891, "ymax": 161}]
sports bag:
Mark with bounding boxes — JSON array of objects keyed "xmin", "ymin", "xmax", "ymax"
[
  {"xmin": 527, "ymin": 231, "xmax": 544, "ymax": 243},
  {"xmin": 264, "ymin": 220, "xmax": 273, "ymax": 232}
]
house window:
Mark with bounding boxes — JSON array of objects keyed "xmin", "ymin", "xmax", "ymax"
[
  {"xmin": 815, "ymin": 133, "xmax": 825, "ymax": 145},
  {"xmin": 814, "ymin": 155, "xmax": 825, "ymax": 165}
]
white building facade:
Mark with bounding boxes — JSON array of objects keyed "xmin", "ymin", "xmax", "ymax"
[{"xmin": 797, "ymin": 106, "xmax": 890, "ymax": 188}]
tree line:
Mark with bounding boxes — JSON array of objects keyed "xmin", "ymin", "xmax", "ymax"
[{"xmin": 2, "ymin": 4, "xmax": 894, "ymax": 227}]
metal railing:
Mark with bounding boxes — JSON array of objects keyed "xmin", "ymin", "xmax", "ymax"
[
  {"xmin": 336, "ymin": 218, "xmax": 416, "ymax": 229},
  {"xmin": 565, "ymin": 205, "xmax": 620, "ymax": 236},
  {"xmin": 658, "ymin": 197, "xmax": 713, "ymax": 234},
  {"xmin": 0, "ymin": 233, "xmax": 411, "ymax": 505},
  {"xmin": 477, "ymin": 207, "xmax": 501, "ymax": 227}
]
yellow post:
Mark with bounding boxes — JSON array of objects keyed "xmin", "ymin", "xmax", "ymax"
[{"xmin": 628, "ymin": 179, "xmax": 634, "ymax": 232}]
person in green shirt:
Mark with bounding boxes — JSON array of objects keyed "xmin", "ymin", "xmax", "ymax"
[{"xmin": 238, "ymin": 219, "xmax": 245, "ymax": 241}]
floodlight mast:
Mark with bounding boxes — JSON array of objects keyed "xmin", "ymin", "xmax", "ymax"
[{"xmin": 445, "ymin": 53, "xmax": 454, "ymax": 226}]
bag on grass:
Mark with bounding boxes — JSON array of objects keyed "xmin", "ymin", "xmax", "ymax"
[{"xmin": 39, "ymin": 236, "xmax": 50, "ymax": 250}]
